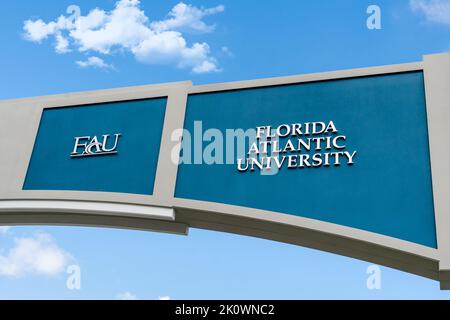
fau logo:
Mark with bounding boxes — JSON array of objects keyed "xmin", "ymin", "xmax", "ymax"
[{"xmin": 71, "ymin": 133, "xmax": 121, "ymax": 158}]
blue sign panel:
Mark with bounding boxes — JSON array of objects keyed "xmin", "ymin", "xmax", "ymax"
[
  {"xmin": 175, "ymin": 72, "xmax": 437, "ymax": 248},
  {"xmin": 24, "ymin": 98, "xmax": 167, "ymax": 195}
]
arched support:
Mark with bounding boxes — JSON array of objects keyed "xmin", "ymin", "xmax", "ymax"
[{"xmin": 0, "ymin": 53, "xmax": 449, "ymax": 289}]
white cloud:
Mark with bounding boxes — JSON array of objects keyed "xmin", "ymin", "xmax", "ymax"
[
  {"xmin": 0, "ymin": 232, "xmax": 72, "ymax": 277},
  {"xmin": 221, "ymin": 46, "xmax": 233, "ymax": 57},
  {"xmin": 151, "ymin": 2, "xmax": 225, "ymax": 33},
  {"xmin": 55, "ymin": 33, "xmax": 71, "ymax": 53},
  {"xmin": 0, "ymin": 227, "xmax": 10, "ymax": 235},
  {"xmin": 115, "ymin": 292, "xmax": 172, "ymax": 300},
  {"xmin": 192, "ymin": 59, "xmax": 221, "ymax": 74},
  {"xmin": 76, "ymin": 56, "xmax": 113, "ymax": 69},
  {"xmin": 23, "ymin": 16, "xmax": 74, "ymax": 43},
  {"xmin": 116, "ymin": 291, "xmax": 138, "ymax": 300},
  {"xmin": 23, "ymin": 19, "xmax": 57, "ymax": 42},
  {"xmin": 23, "ymin": 0, "xmax": 225, "ymax": 73},
  {"xmin": 410, "ymin": 0, "xmax": 450, "ymax": 25}
]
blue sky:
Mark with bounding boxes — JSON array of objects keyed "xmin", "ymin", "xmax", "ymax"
[{"xmin": 0, "ymin": 0, "xmax": 450, "ymax": 299}]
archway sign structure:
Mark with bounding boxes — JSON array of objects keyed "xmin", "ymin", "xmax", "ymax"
[{"xmin": 0, "ymin": 53, "xmax": 449, "ymax": 289}]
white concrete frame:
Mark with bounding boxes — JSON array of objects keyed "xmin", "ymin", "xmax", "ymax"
[{"xmin": 0, "ymin": 53, "xmax": 448, "ymax": 288}]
